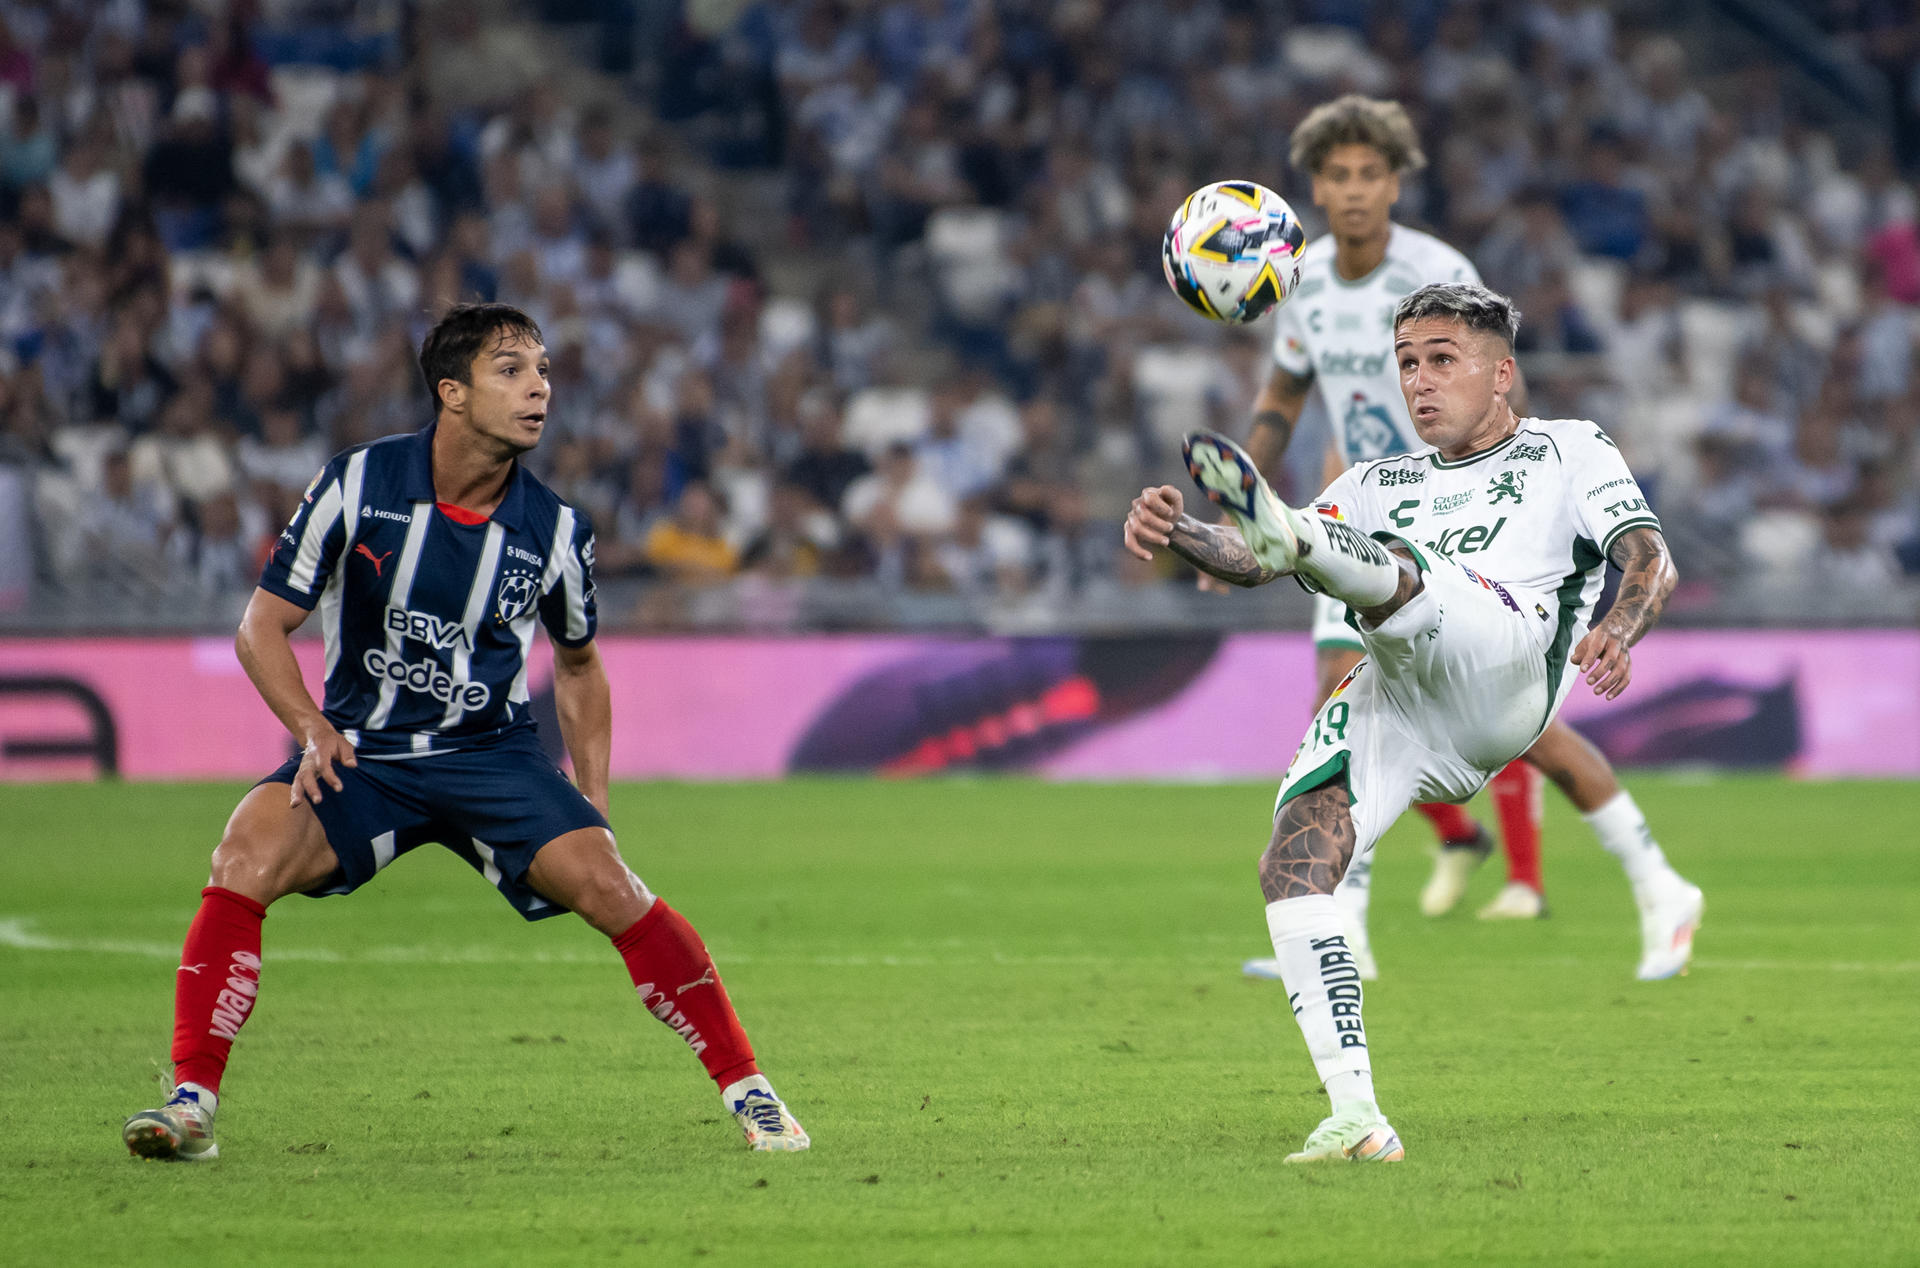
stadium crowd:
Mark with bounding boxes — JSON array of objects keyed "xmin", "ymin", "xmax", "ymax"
[{"xmin": 1, "ymin": 0, "xmax": 1918, "ymax": 625}]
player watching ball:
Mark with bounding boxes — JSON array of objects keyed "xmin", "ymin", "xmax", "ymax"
[
  {"xmin": 123, "ymin": 303, "xmax": 807, "ymax": 1161},
  {"xmin": 1125, "ymin": 281, "xmax": 1695, "ymax": 1161},
  {"xmin": 1164, "ymin": 96, "xmax": 1699, "ymax": 980}
]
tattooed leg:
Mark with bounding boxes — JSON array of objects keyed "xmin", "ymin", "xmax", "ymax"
[
  {"xmin": 1260, "ymin": 782, "xmax": 1358, "ymax": 902},
  {"xmin": 1261, "ymin": 778, "xmax": 1381, "ymax": 1112}
]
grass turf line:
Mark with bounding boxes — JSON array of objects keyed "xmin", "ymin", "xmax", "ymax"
[{"xmin": 2, "ymin": 776, "xmax": 1916, "ymax": 1266}]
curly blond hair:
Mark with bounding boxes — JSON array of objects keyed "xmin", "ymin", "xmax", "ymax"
[{"xmin": 1289, "ymin": 95, "xmax": 1427, "ymax": 176}]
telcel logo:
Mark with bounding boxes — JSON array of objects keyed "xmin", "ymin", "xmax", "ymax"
[{"xmin": 362, "ymin": 649, "xmax": 490, "ymax": 709}]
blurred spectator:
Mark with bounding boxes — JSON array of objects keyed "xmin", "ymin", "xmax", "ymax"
[
  {"xmin": 1559, "ymin": 131, "xmax": 1650, "ymax": 263},
  {"xmin": 642, "ymin": 481, "xmax": 738, "ymax": 583},
  {"xmin": 0, "ymin": 95, "xmax": 57, "ymax": 191}
]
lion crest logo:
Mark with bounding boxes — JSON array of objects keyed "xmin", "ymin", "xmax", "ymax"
[
  {"xmin": 1488, "ymin": 470, "xmax": 1526, "ymax": 505},
  {"xmin": 495, "ymin": 572, "xmax": 538, "ymax": 624}
]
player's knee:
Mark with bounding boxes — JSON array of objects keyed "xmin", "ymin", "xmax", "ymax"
[{"xmin": 569, "ymin": 864, "xmax": 653, "ymax": 934}]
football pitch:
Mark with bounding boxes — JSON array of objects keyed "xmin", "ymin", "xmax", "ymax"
[{"xmin": 4, "ymin": 775, "xmax": 1916, "ymax": 1266}]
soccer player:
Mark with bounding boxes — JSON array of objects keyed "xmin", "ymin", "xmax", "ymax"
[
  {"xmin": 123, "ymin": 303, "xmax": 808, "ymax": 1161},
  {"xmin": 1125, "ymin": 283, "xmax": 1702, "ymax": 1160},
  {"xmin": 1237, "ymin": 95, "xmax": 1686, "ymax": 974}
]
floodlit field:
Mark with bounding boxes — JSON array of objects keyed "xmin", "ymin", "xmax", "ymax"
[{"xmin": 4, "ymin": 776, "xmax": 1916, "ymax": 1266}]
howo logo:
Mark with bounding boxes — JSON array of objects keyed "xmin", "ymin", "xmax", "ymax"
[{"xmin": 362, "ymin": 649, "xmax": 490, "ymax": 709}]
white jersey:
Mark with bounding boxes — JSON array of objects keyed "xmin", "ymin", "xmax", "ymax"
[
  {"xmin": 1271, "ymin": 224, "xmax": 1481, "ymax": 465},
  {"xmin": 1318, "ymin": 418, "xmax": 1660, "ymax": 677}
]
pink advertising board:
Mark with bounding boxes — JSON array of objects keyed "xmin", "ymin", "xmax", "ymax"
[{"xmin": 0, "ymin": 631, "xmax": 1912, "ymax": 781}]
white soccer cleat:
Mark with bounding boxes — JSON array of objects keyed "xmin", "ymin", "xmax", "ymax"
[
  {"xmin": 1477, "ymin": 881, "xmax": 1546, "ymax": 920},
  {"xmin": 1420, "ymin": 828, "xmax": 1494, "ymax": 917},
  {"xmin": 1284, "ymin": 1102, "xmax": 1405, "ymax": 1163},
  {"xmin": 1636, "ymin": 877, "xmax": 1703, "ymax": 980},
  {"xmin": 1181, "ymin": 431, "xmax": 1306, "ymax": 574},
  {"xmin": 123, "ymin": 1087, "xmax": 218, "ymax": 1162},
  {"xmin": 724, "ymin": 1076, "xmax": 809, "ymax": 1152}
]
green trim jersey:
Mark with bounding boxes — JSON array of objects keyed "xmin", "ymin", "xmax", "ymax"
[
  {"xmin": 1271, "ymin": 224, "xmax": 1481, "ymax": 465},
  {"xmin": 1317, "ymin": 418, "xmax": 1659, "ymax": 693}
]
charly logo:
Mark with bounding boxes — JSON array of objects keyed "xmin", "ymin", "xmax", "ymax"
[{"xmin": 495, "ymin": 572, "xmax": 538, "ymax": 624}]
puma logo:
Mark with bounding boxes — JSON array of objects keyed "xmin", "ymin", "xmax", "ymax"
[
  {"xmin": 355, "ymin": 543, "xmax": 394, "ymax": 576},
  {"xmin": 677, "ymin": 966, "xmax": 716, "ymax": 995},
  {"xmin": 178, "ymin": 963, "xmax": 206, "ymax": 975}
]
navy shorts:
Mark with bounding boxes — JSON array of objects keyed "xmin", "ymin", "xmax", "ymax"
[{"xmin": 259, "ymin": 727, "xmax": 609, "ymax": 921}]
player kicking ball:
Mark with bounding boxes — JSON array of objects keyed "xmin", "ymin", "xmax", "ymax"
[
  {"xmin": 1123, "ymin": 283, "xmax": 1700, "ymax": 1161},
  {"xmin": 124, "ymin": 303, "xmax": 806, "ymax": 1161}
]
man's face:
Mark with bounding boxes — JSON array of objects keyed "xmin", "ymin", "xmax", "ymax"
[
  {"xmin": 1311, "ymin": 143, "xmax": 1400, "ymax": 241},
  {"xmin": 1396, "ymin": 317, "xmax": 1511, "ymax": 453},
  {"xmin": 452, "ymin": 328, "xmax": 549, "ymax": 454}
]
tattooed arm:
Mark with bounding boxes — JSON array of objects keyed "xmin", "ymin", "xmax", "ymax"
[
  {"xmin": 1243, "ymin": 364, "xmax": 1315, "ymax": 480},
  {"xmin": 1571, "ymin": 526, "xmax": 1678, "ymax": 701},
  {"xmin": 1122, "ymin": 484, "xmax": 1279, "ymax": 587}
]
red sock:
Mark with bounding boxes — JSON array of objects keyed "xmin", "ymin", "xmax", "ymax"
[
  {"xmin": 170, "ymin": 886, "xmax": 267, "ymax": 1094},
  {"xmin": 1490, "ymin": 761, "xmax": 1544, "ymax": 892},
  {"xmin": 1415, "ymin": 801, "xmax": 1477, "ymax": 845},
  {"xmin": 612, "ymin": 900, "xmax": 758, "ymax": 1091}
]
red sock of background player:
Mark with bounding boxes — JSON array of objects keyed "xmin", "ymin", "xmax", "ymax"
[
  {"xmin": 1490, "ymin": 761, "xmax": 1545, "ymax": 892},
  {"xmin": 612, "ymin": 899, "xmax": 758, "ymax": 1092},
  {"xmin": 1415, "ymin": 801, "xmax": 1478, "ymax": 845},
  {"xmin": 170, "ymin": 886, "xmax": 268, "ymax": 1103}
]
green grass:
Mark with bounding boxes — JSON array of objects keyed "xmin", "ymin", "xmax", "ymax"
[{"xmin": 2, "ymin": 776, "xmax": 1916, "ymax": 1265}]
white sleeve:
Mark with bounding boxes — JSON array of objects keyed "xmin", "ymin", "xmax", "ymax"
[
  {"xmin": 1568, "ymin": 424, "xmax": 1661, "ymax": 558},
  {"xmin": 1310, "ymin": 464, "xmax": 1374, "ymax": 532},
  {"xmin": 1270, "ymin": 298, "xmax": 1313, "ymax": 377}
]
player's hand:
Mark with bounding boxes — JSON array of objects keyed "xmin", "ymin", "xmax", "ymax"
[
  {"xmin": 1195, "ymin": 572, "xmax": 1233, "ymax": 595},
  {"xmin": 1572, "ymin": 624, "xmax": 1633, "ymax": 701},
  {"xmin": 1123, "ymin": 485, "xmax": 1184, "ymax": 561},
  {"xmin": 290, "ymin": 722, "xmax": 357, "ymax": 807}
]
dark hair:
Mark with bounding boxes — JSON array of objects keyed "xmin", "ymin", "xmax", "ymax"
[
  {"xmin": 1393, "ymin": 282, "xmax": 1522, "ymax": 347},
  {"xmin": 1289, "ymin": 94, "xmax": 1427, "ymax": 176},
  {"xmin": 417, "ymin": 302, "xmax": 544, "ymax": 415}
]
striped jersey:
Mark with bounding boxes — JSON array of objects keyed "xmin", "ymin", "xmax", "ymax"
[{"xmin": 258, "ymin": 422, "xmax": 597, "ymax": 759}]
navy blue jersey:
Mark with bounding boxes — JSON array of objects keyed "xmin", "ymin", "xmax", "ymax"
[{"xmin": 258, "ymin": 422, "xmax": 597, "ymax": 759}]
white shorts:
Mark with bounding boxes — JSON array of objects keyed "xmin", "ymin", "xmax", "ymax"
[
  {"xmin": 1311, "ymin": 593, "xmax": 1365, "ymax": 655},
  {"xmin": 1274, "ymin": 553, "xmax": 1572, "ymax": 868}
]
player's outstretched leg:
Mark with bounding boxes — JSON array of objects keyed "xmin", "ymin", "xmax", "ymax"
[
  {"xmin": 125, "ymin": 786, "xmax": 338, "ymax": 1162},
  {"xmin": 530, "ymin": 828, "xmax": 808, "ymax": 1151},
  {"xmin": 1259, "ymin": 782, "xmax": 1403, "ymax": 1164},
  {"xmin": 1182, "ymin": 431, "xmax": 1403, "ymax": 610},
  {"xmin": 1479, "ymin": 761, "xmax": 1547, "ymax": 919},
  {"xmin": 1525, "ymin": 722, "xmax": 1703, "ymax": 978}
]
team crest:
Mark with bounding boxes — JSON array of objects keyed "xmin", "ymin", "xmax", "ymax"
[
  {"xmin": 495, "ymin": 572, "xmax": 538, "ymax": 624},
  {"xmin": 1488, "ymin": 470, "xmax": 1526, "ymax": 505}
]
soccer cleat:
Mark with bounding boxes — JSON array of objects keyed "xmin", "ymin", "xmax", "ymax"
[
  {"xmin": 123, "ymin": 1087, "xmax": 218, "ymax": 1162},
  {"xmin": 1181, "ymin": 431, "xmax": 1307, "ymax": 574},
  {"xmin": 1477, "ymin": 881, "xmax": 1546, "ymax": 920},
  {"xmin": 1636, "ymin": 878, "xmax": 1703, "ymax": 981},
  {"xmin": 1419, "ymin": 827, "xmax": 1494, "ymax": 917},
  {"xmin": 724, "ymin": 1076, "xmax": 809, "ymax": 1152},
  {"xmin": 1284, "ymin": 1102, "xmax": 1405, "ymax": 1163}
]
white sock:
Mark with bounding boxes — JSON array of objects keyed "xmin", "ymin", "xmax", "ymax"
[
  {"xmin": 1583, "ymin": 792, "xmax": 1673, "ymax": 890},
  {"xmin": 1264, "ymin": 894, "xmax": 1375, "ymax": 1111},
  {"xmin": 1293, "ymin": 510, "xmax": 1401, "ymax": 609}
]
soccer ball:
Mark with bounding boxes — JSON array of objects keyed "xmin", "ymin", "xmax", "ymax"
[{"xmin": 1161, "ymin": 180, "xmax": 1307, "ymax": 324}]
